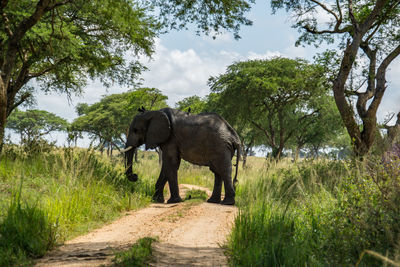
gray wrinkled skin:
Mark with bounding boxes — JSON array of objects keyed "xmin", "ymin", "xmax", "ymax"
[{"xmin": 125, "ymin": 108, "xmax": 240, "ymax": 205}]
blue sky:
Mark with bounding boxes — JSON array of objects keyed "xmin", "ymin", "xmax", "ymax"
[{"xmin": 30, "ymin": 1, "xmax": 399, "ymax": 146}]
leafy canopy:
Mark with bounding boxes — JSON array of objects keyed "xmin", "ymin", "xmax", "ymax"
[
  {"xmin": 209, "ymin": 57, "xmax": 335, "ymax": 158},
  {"xmin": 271, "ymin": 0, "xmax": 400, "ymax": 156},
  {"xmin": 72, "ymin": 88, "xmax": 168, "ymax": 149},
  {"xmin": 175, "ymin": 95, "xmax": 206, "ymax": 114},
  {"xmin": 6, "ymin": 109, "xmax": 68, "ymax": 141}
]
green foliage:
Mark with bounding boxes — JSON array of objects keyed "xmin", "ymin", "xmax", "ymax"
[
  {"xmin": 229, "ymin": 157, "xmax": 400, "ymax": 266},
  {"xmin": 184, "ymin": 189, "xmax": 208, "ymax": 201},
  {"xmin": 127, "ymin": 87, "xmax": 169, "ymax": 111},
  {"xmin": 72, "ymin": 88, "xmax": 168, "ymax": 151},
  {"xmin": 6, "ymin": 109, "xmax": 68, "ymax": 142},
  {"xmin": 0, "ymin": 192, "xmax": 58, "ymax": 266},
  {"xmin": 113, "ymin": 237, "xmax": 158, "ymax": 267},
  {"xmin": 175, "ymin": 95, "xmax": 206, "ymax": 114},
  {"xmin": 153, "ymin": 0, "xmax": 254, "ymax": 39},
  {"xmin": 0, "ymin": 146, "xmax": 154, "ymax": 265},
  {"xmin": 209, "ymin": 57, "xmax": 339, "ymax": 159},
  {"xmin": 270, "ymin": 0, "xmax": 400, "ymax": 157}
]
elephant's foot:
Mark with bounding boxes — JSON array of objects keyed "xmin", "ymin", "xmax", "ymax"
[
  {"xmin": 167, "ymin": 196, "xmax": 183, "ymax": 204},
  {"xmin": 152, "ymin": 194, "xmax": 165, "ymax": 203},
  {"xmin": 220, "ymin": 197, "xmax": 235, "ymax": 205},
  {"xmin": 207, "ymin": 197, "xmax": 221, "ymax": 204}
]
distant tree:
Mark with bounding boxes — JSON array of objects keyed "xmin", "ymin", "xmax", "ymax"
[
  {"xmin": 175, "ymin": 95, "xmax": 206, "ymax": 114},
  {"xmin": 72, "ymin": 88, "xmax": 168, "ymax": 156},
  {"xmin": 127, "ymin": 88, "xmax": 168, "ymax": 111},
  {"xmin": 290, "ymin": 93, "xmax": 345, "ymax": 159},
  {"xmin": 272, "ymin": 0, "xmax": 400, "ymax": 157},
  {"xmin": 204, "ymin": 92, "xmax": 262, "ymax": 166},
  {"xmin": 0, "ymin": 0, "xmax": 254, "ymax": 153},
  {"xmin": 6, "ymin": 109, "xmax": 68, "ymax": 143},
  {"xmin": 209, "ymin": 57, "xmax": 331, "ymax": 159}
]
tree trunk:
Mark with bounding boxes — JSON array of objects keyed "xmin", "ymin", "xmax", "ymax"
[
  {"xmin": 242, "ymin": 148, "xmax": 248, "ymax": 168},
  {"xmin": 0, "ymin": 78, "xmax": 7, "ymax": 154},
  {"xmin": 294, "ymin": 146, "xmax": 300, "ymax": 161}
]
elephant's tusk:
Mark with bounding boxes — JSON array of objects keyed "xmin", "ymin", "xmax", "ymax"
[{"xmin": 121, "ymin": 146, "xmax": 133, "ymax": 153}]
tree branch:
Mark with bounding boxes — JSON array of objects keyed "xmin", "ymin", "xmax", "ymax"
[
  {"xmin": 8, "ymin": 92, "xmax": 31, "ymax": 116},
  {"xmin": 310, "ymin": 0, "xmax": 339, "ymax": 21}
]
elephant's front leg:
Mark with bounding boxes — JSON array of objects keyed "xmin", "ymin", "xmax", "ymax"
[
  {"xmin": 166, "ymin": 166, "xmax": 182, "ymax": 203},
  {"xmin": 153, "ymin": 166, "xmax": 168, "ymax": 203},
  {"xmin": 160, "ymin": 144, "xmax": 182, "ymax": 204}
]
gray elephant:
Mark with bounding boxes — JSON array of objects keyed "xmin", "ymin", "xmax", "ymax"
[{"xmin": 123, "ymin": 107, "xmax": 240, "ymax": 205}]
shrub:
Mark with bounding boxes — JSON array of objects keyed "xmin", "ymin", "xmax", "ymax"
[{"xmin": 0, "ymin": 192, "xmax": 58, "ymax": 266}]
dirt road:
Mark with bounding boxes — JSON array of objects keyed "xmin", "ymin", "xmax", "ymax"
[{"xmin": 36, "ymin": 184, "xmax": 237, "ymax": 266}]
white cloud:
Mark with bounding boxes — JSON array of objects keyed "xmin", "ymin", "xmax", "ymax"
[{"xmin": 377, "ymin": 57, "xmax": 400, "ymax": 124}]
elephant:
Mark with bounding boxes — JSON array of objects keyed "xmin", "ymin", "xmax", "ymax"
[{"xmin": 123, "ymin": 107, "xmax": 240, "ymax": 205}]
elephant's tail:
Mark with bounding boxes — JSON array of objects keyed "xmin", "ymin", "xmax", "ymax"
[{"xmin": 233, "ymin": 142, "xmax": 240, "ymax": 190}]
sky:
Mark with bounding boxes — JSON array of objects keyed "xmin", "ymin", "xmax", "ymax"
[{"xmin": 20, "ymin": 1, "xmax": 400, "ymax": 145}]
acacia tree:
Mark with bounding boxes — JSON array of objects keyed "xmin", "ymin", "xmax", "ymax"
[
  {"xmin": 290, "ymin": 93, "xmax": 345, "ymax": 159},
  {"xmin": 72, "ymin": 88, "xmax": 168, "ymax": 156},
  {"xmin": 6, "ymin": 109, "xmax": 68, "ymax": 143},
  {"xmin": 209, "ymin": 57, "xmax": 329, "ymax": 159},
  {"xmin": 272, "ymin": 0, "xmax": 400, "ymax": 157},
  {"xmin": 175, "ymin": 95, "xmax": 206, "ymax": 114},
  {"xmin": 0, "ymin": 0, "xmax": 254, "ymax": 153},
  {"xmin": 204, "ymin": 92, "xmax": 262, "ymax": 166}
]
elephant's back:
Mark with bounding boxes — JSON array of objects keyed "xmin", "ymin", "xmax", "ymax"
[{"xmin": 173, "ymin": 113, "xmax": 239, "ymax": 164}]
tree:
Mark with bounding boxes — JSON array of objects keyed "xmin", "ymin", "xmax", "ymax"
[
  {"xmin": 209, "ymin": 57, "xmax": 330, "ymax": 159},
  {"xmin": 0, "ymin": 0, "xmax": 254, "ymax": 153},
  {"xmin": 271, "ymin": 0, "xmax": 400, "ymax": 157},
  {"xmin": 71, "ymin": 88, "xmax": 168, "ymax": 156},
  {"xmin": 204, "ymin": 92, "xmax": 263, "ymax": 166},
  {"xmin": 175, "ymin": 95, "xmax": 206, "ymax": 114},
  {"xmin": 290, "ymin": 92, "xmax": 345, "ymax": 159},
  {"xmin": 6, "ymin": 109, "xmax": 68, "ymax": 143},
  {"xmin": 127, "ymin": 87, "xmax": 168, "ymax": 111}
]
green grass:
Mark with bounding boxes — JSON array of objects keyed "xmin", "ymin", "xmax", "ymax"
[
  {"xmin": 2, "ymin": 143, "xmax": 399, "ymax": 266},
  {"xmin": 184, "ymin": 188, "xmax": 208, "ymax": 201},
  {"xmin": 113, "ymin": 237, "xmax": 158, "ymax": 267},
  {"xmin": 228, "ymin": 158, "xmax": 400, "ymax": 266},
  {"xmin": 0, "ymin": 145, "xmax": 156, "ymax": 266}
]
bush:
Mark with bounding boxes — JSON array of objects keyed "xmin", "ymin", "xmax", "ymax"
[
  {"xmin": 0, "ymin": 146, "xmax": 155, "ymax": 266},
  {"xmin": 0, "ymin": 192, "xmax": 58, "ymax": 266},
  {"xmin": 229, "ymin": 157, "xmax": 400, "ymax": 266},
  {"xmin": 326, "ymin": 156, "xmax": 400, "ymax": 265}
]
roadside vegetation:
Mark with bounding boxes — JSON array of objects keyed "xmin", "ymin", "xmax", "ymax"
[
  {"xmin": 113, "ymin": 237, "xmax": 158, "ymax": 267},
  {"xmin": 228, "ymin": 153, "xmax": 400, "ymax": 266},
  {"xmin": 0, "ymin": 144, "xmax": 155, "ymax": 266}
]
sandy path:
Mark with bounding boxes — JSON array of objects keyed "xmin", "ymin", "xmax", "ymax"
[{"xmin": 36, "ymin": 184, "xmax": 237, "ymax": 267}]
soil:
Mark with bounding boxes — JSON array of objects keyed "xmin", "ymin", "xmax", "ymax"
[{"xmin": 35, "ymin": 184, "xmax": 237, "ymax": 267}]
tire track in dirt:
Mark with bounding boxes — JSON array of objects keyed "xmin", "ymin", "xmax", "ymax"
[{"xmin": 36, "ymin": 184, "xmax": 237, "ymax": 266}]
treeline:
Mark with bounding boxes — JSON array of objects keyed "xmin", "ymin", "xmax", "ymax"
[{"xmin": 6, "ymin": 57, "xmax": 399, "ymax": 161}]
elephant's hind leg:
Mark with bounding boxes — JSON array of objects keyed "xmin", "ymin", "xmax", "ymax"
[
  {"xmin": 207, "ymin": 171, "xmax": 222, "ymax": 204},
  {"xmin": 220, "ymin": 162, "xmax": 235, "ymax": 205}
]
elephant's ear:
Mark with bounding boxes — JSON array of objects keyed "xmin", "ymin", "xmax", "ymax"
[{"xmin": 145, "ymin": 111, "xmax": 171, "ymax": 149}]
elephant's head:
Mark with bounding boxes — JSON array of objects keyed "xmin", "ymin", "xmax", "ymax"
[{"xmin": 123, "ymin": 110, "xmax": 171, "ymax": 182}]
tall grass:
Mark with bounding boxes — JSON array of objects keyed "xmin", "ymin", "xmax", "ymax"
[
  {"xmin": 228, "ymin": 157, "xmax": 400, "ymax": 266},
  {"xmin": 0, "ymin": 145, "xmax": 156, "ymax": 266}
]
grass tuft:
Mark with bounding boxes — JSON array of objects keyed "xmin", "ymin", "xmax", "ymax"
[
  {"xmin": 184, "ymin": 189, "xmax": 208, "ymax": 201},
  {"xmin": 113, "ymin": 237, "xmax": 158, "ymax": 266}
]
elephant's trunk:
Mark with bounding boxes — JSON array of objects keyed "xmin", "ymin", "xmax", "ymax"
[{"xmin": 125, "ymin": 147, "xmax": 138, "ymax": 182}]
